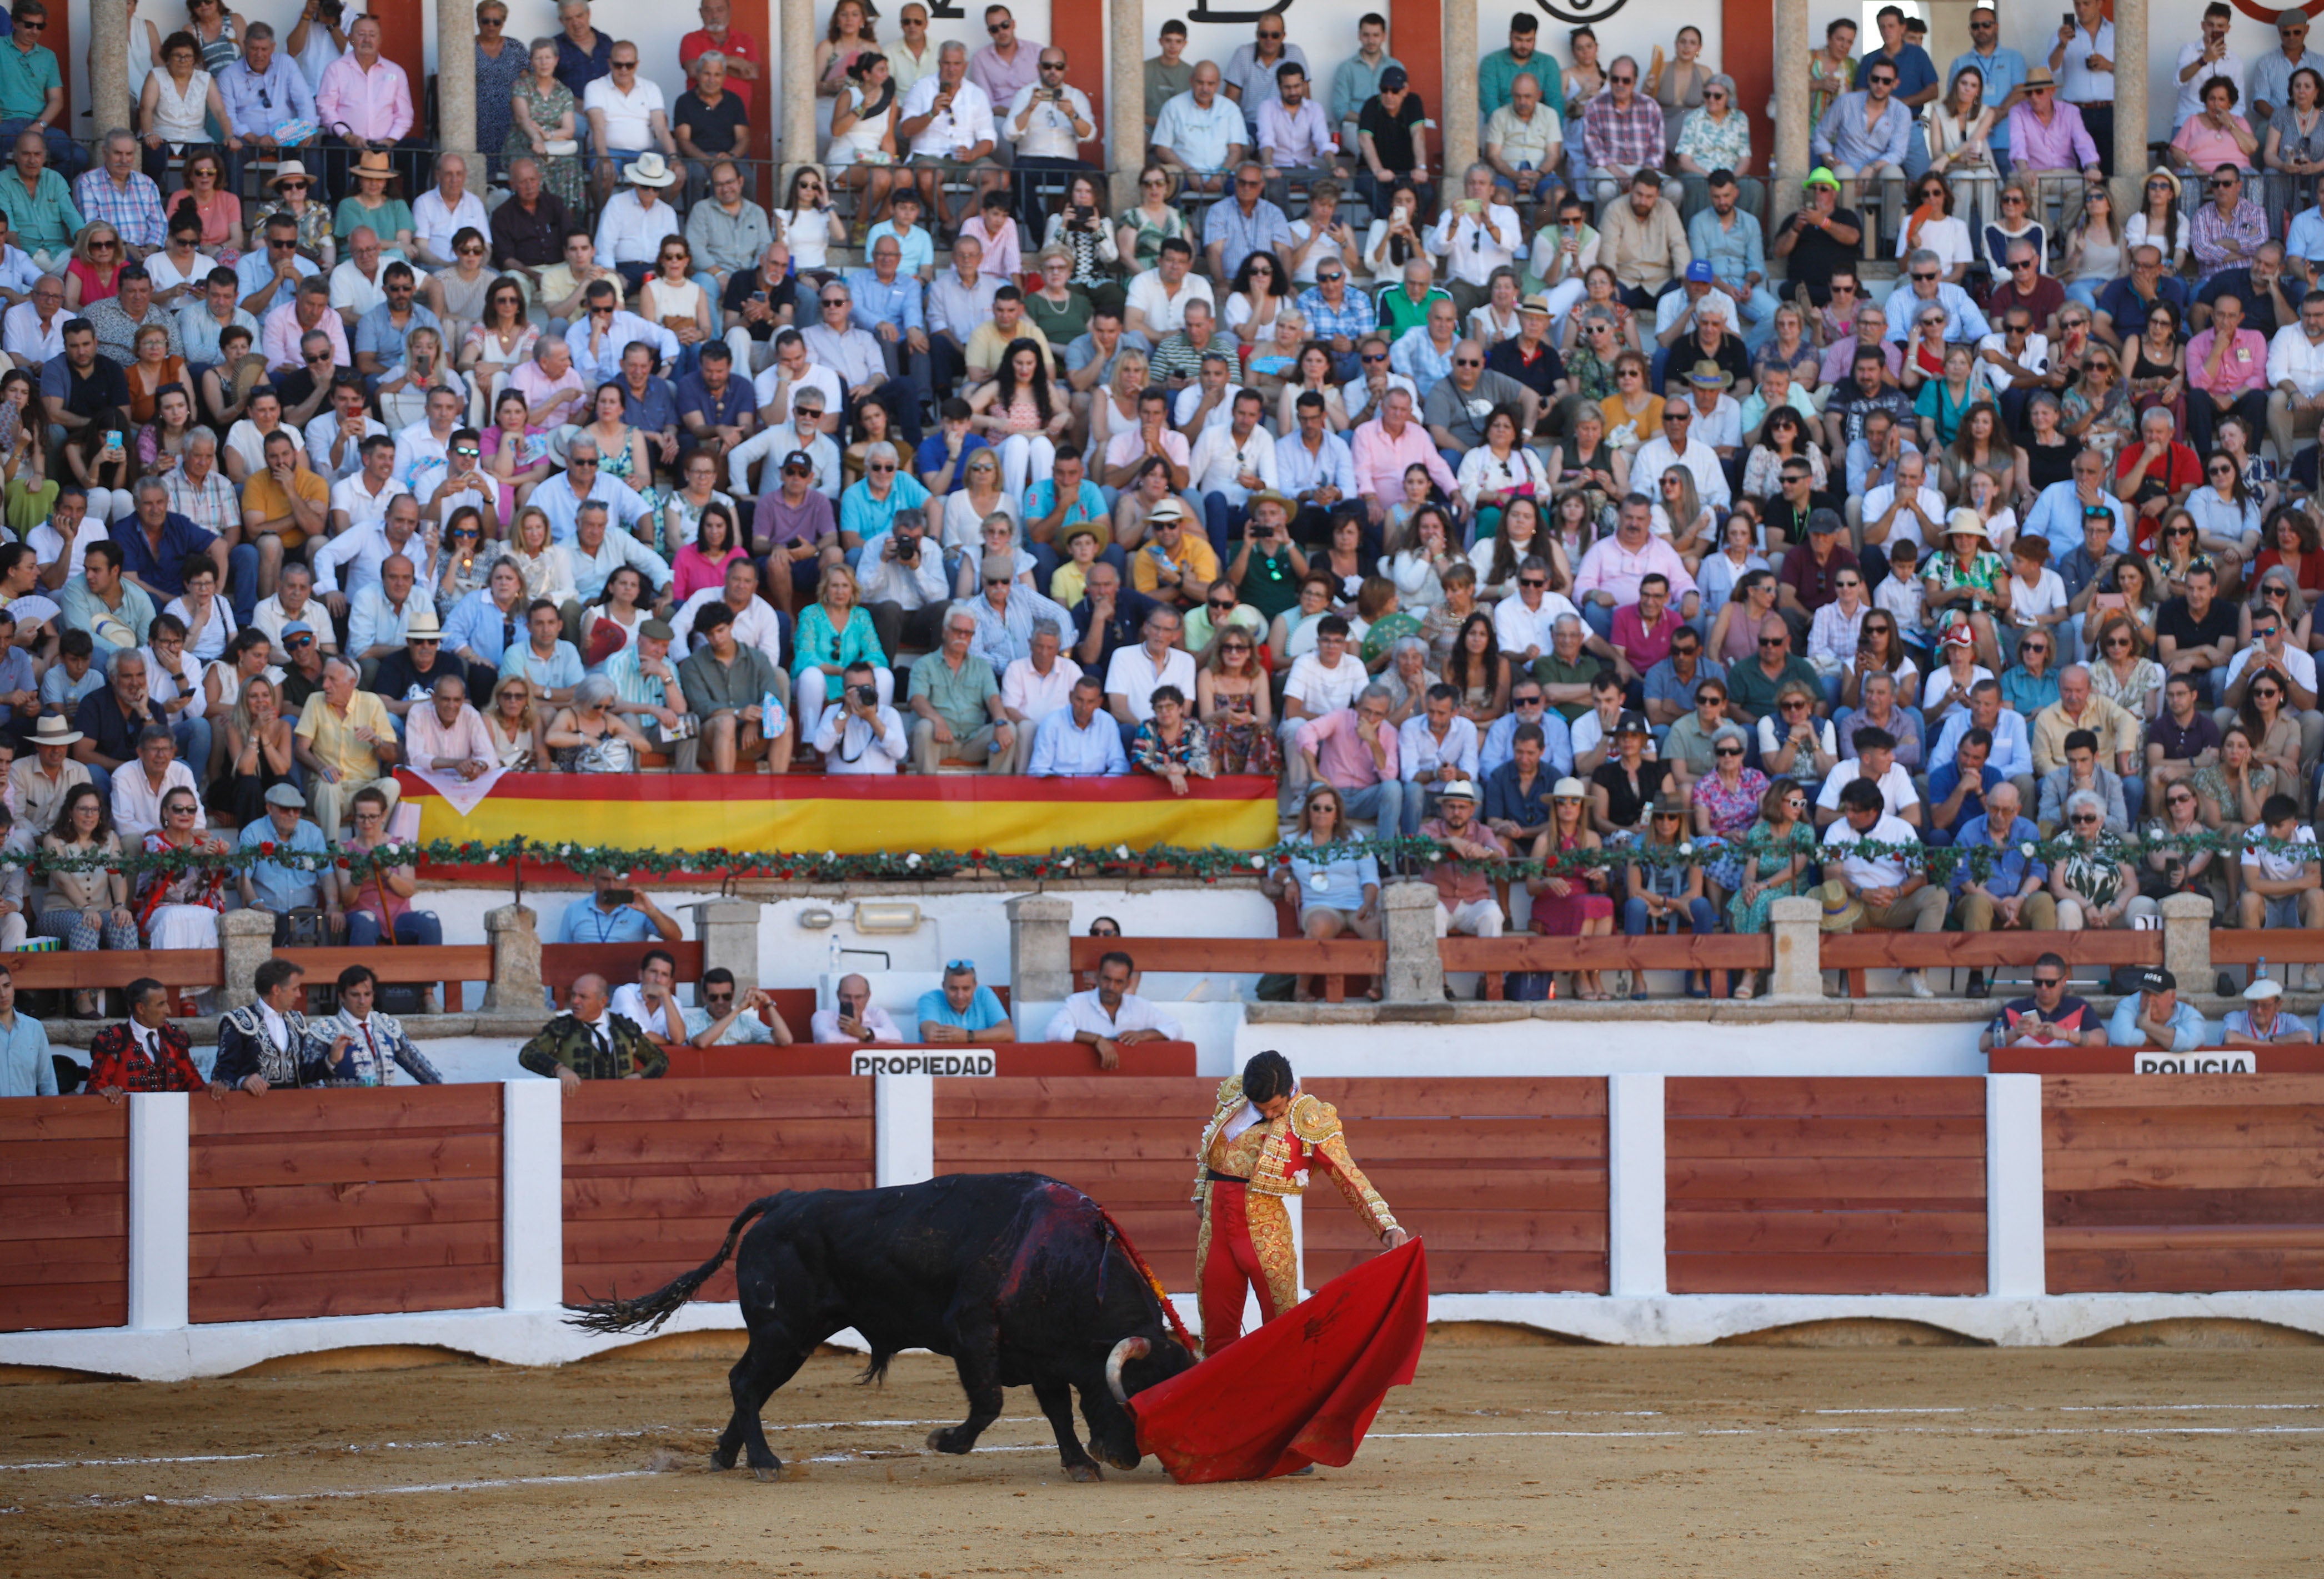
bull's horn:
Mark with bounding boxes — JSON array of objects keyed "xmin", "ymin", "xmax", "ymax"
[{"xmin": 1105, "ymin": 1336, "xmax": 1151, "ymax": 1404}]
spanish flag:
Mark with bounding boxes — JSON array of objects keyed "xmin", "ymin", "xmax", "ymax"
[{"xmin": 399, "ymin": 772, "xmax": 1282, "ymax": 858}]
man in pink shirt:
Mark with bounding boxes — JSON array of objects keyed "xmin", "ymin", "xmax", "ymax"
[
  {"xmin": 509, "ymin": 336, "xmax": 589, "ymax": 431},
  {"xmin": 1572, "ymin": 496, "xmax": 1700, "ymax": 642},
  {"xmin": 407, "ymin": 672, "xmax": 498, "ymax": 780},
  {"xmin": 315, "ymin": 16, "xmax": 415, "ymax": 197},
  {"xmin": 1291, "ymin": 685, "xmax": 1404, "ymax": 831},
  {"xmin": 260, "ymin": 277, "xmax": 349, "ymax": 374},
  {"xmin": 1350, "ymin": 388, "xmax": 1455, "ymax": 523},
  {"xmin": 2183, "ymin": 288, "xmax": 2272, "ymax": 457}
]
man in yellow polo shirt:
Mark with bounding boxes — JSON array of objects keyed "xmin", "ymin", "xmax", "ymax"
[
  {"xmin": 1128, "ymin": 496, "xmax": 1220, "ymax": 608},
  {"xmin": 239, "ymin": 427, "xmax": 329, "ymax": 607},
  {"xmin": 293, "ymin": 654, "xmax": 402, "ymax": 840}
]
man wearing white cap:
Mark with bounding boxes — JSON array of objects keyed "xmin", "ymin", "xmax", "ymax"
[{"xmin": 2224, "ymin": 977, "xmax": 2311, "ymax": 1046}]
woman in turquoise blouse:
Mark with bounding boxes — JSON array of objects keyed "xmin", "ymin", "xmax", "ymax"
[{"xmin": 790, "ymin": 562, "xmax": 889, "ymax": 736}]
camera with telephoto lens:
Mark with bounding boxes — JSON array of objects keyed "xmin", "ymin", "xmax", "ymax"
[{"xmin": 850, "ymin": 684, "xmax": 879, "ymax": 708}]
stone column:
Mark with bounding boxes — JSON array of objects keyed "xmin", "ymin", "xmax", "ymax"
[
  {"xmin": 1765, "ymin": 896, "xmax": 1824, "ymax": 1002},
  {"xmin": 691, "ymin": 900, "xmax": 762, "ymax": 991},
  {"xmin": 1109, "ymin": 0, "xmax": 1145, "ymax": 214},
  {"xmin": 2110, "ymin": 0, "xmax": 2149, "ymax": 223},
  {"xmin": 482, "ymin": 903, "xmax": 545, "ymax": 1012},
  {"xmin": 781, "ymin": 0, "xmax": 819, "ymax": 184},
  {"xmin": 1006, "ymin": 893, "xmax": 1075, "ymax": 1006},
  {"xmin": 1380, "ymin": 882, "xmax": 1445, "ymax": 1005},
  {"xmin": 2159, "ymin": 892, "xmax": 2215, "ymax": 990},
  {"xmin": 435, "ymin": 0, "xmax": 479, "ymax": 172},
  {"xmin": 1441, "ymin": 0, "xmax": 1480, "ymax": 196},
  {"xmin": 1771, "ymin": 0, "xmax": 1812, "ymax": 231},
  {"xmin": 89, "ymin": 0, "xmax": 129, "ymax": 151},
  {"xmin": 215, "ymin": 910, "xmax": 274, "ymax": 1010}
]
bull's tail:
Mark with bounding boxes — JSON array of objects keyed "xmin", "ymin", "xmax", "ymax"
[{"xmin": 564, "ymin": 1194, "xmax": 785, "ymax": 1336}]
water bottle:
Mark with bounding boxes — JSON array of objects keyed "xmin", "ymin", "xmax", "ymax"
[{"xmin": 761, "ymin": 690, "xmax": 788, "ymax": 742}]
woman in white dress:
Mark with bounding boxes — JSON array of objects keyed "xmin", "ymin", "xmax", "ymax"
[
  {"xmin": 1924, "ymin": 65, "xmax": 1999, "ymax": 236},
  {"xmin": 138, "ymin": 30, "xmax": 236, "ymax": 188},
  {"xmin": 135, "ymin": 788, "xmax": 228, "ymax": 955},
  {"xmin": 827, "ymin": 52, "xmax": 899, "ymax": 224},
  {"xmin": 774, "ymin": 167, "xmax": 848, "ymax": 278}
]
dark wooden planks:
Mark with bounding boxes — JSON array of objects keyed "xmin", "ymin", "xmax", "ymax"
[
  {"xmin": 1304, "ymin": 1078, "xmax": 1609, "ymax": 1296},
  {"xmin": 1665, "ymin": 1077, "xmax": 1987, "ymax": 1296},
  {"xmin": 933, "ymin": 1077, "xmax": 1214, "ymax": 1287},
  {"xmin": 561, "ymin": 1076, "xmax": 874, "ymax": 1304},
  {"xmin": 0, "ymin": 1097, "xmax": 126, "ymax": 1332},
  {"xmin": 2043, "ymin": 1074, "xmax": 2324, "ymax": 1293},
  {"xmin": 190, "ymin": 1085, "xmax": 503, "ymax": 1323}
]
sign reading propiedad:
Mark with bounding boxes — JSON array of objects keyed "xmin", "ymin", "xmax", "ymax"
[{"xmin": 851, "ymin": 1051, "xmax": 998, "ymax": 1077}]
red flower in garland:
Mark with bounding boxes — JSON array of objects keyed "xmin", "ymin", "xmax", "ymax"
[{"xmin": 258, "ymin": 841, "xmax": 277, "ymax": 856}]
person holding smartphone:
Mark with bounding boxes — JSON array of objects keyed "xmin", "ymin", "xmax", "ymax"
[{"xmin": 557, "ymin": 870, "xmax": 681, "ymax": 944}]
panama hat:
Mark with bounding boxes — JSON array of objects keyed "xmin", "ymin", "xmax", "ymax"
[
  {"xmin": 403, "ymin": 606, "xmax": 444, "ymax": 639},
  {"xmin": 623, "ymin": 152, "xmax": 678, "ymax": 188},
  {"xmin": 1815, "ymin": 878, "xmax": 1863, "ymax": 933},
  {"xmin": 352, "ymin": 150, "xmax": 399, "ymax": 183},
  {"xmin": 28, "ymin": 714, "xmax": 79, "ymax": 747}
]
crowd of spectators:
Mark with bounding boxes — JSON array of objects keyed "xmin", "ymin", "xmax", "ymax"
[{"xmin": 0, "ymin": 4, "xmax": 2321, "ymax": 1018}]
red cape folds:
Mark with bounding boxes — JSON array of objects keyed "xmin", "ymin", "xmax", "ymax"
[{"xmin": 1128, "ymin": 1239, "xmax": 1428, "ymax": 1484}]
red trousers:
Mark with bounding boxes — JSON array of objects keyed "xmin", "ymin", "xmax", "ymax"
[{"xmin": 1197, "ymin": 1181, "xmax": 1298, "ymax": 1356}]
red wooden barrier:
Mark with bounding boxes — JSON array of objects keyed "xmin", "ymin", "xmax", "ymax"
[
  {"xmin": 1665, "ymin": 1077, "xmax": 1989, "ymax": 1296},
  {"xmin": 188, "ymin": 1085, "xmax": 503, "ymax": 1323},
  {"xmin": 1306, "ymin": 1078, "xmax": 1610, "ymax": 1296},
  {"xmin": 932, "ymin": 1077, "xmax": 1218, "ymax": 1287},
  {"xmin": 1067, "ymin": 936, "xmax": 1383, "ymax": 1003},
  {"xmin": 663, "ymin": 1041, "xmax": 1197, "ymax": 1077},
  {"xmin": 0, "ymin": 1097, "xmax": 127, "ymax": 1332},
  {"xmin": 2043, "ymin": 1074, "xmax": 2324, "ymax": 1294},
  {"xmin": 1821, "ymin": 931, "xmax": 2160, "ymax": 998},
  {"xmin": 1439, "ymin": 935, "xmax": 1771, "ymax": 1001},
  {"xmin": 561, "ymin": 1077, "xmax": 874, "ymax": 1304},
  {"xmin": 1994, "ymin": 1046, "xmax": 2324, "ymax": 1074}
]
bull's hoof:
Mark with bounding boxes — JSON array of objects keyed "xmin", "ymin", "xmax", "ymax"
[
  {"xmin": 1066, "ymin": 1462, "xmax": 1104, "ymax": 1483},
  {"xmin": 751, "ymin": 1461, "xmax": 782, "ymax": 1483},
  {"xmin": 925, "ymin": 1427, "xmax": 973, "ymax": 1455},
  {"xmin": 1104, "ymin": 1454, "xmax": 1139, "ymax": 1472},
  {"xmin": 709, "ymin": 1447, "xmax": 738, "ymax": 1471}
]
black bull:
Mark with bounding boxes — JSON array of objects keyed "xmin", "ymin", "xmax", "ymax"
[{"xmin": 568, "ymin": 1173, "xmax": 1197, "ymax": 1480}]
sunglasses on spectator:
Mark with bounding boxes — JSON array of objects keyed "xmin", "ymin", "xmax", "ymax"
[
  {"xmin": 1780, "ymin": 698, "xmax": 1809, "ymax": 709},
  {"xmin": 1714, "ymin": 746, "xmax": 1742, "ymax": 758},
  {"xmin": 2032, "ymin": 975, "xmax": 2063, "ymax": 988},
  {"xmin": 1911, "ymin": 271, "xmax": 1937, "ymax": 282},
  {"xmin": 1761, "ymin": 638, "xmax": 1788, "ymax": 648},
  {"xmin": 868, "ymin": 462, "xmax": 896, "ymax": 473},
  {"xmin": 278, "ymin": 179, "xmax": 309, "ymax": 191},
  {"xmin": 1519, "ymin": 577, "xmax": 1547, "ymax": 588},
  {"xmin": 1360, "ymin": 351, "xmax": 1386, "ymax": 362},
  {"xmin": 2070, "ymin": 815, "xmax": 2100, "ymax": 825}
]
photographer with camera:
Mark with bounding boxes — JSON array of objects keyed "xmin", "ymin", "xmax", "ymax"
[
  {"xmin": 812, "ymin": 658, "xmax": 910, "ymax": 775},
  {"xmin": 1005, "ymin": 48, "xmax": 1095, "ymax": 226},
  {"xmin": 557, "ymin": 870, "xmax": 682, "ymax": 945},
  {"xmin": 855, "ymin": 506, "xmax": 950, "ymax": 661}
]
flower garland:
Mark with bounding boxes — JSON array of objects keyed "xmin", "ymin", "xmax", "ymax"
[{"xmin": 19, "ymin": 827, "xmax": 2302, "ymax": 887}]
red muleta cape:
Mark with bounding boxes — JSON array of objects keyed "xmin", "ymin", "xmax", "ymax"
[{"xmin": 1127, "ymin": 1238, "xmax": 1428, "ymax": 1483}]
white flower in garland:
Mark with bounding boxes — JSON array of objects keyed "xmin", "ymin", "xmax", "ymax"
[
  {"xmin": 1115, "ymin": 845, "xmax": 1130, "ymax": 859},
  {"xmin": 904, "ymin": 852, "xmax": 922, "ymax": 868}
]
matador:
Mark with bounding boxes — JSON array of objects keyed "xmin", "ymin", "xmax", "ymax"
[{"xmin": 1193, "ymin": 1050, "xmax": 1406, "ymax": 1357}]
